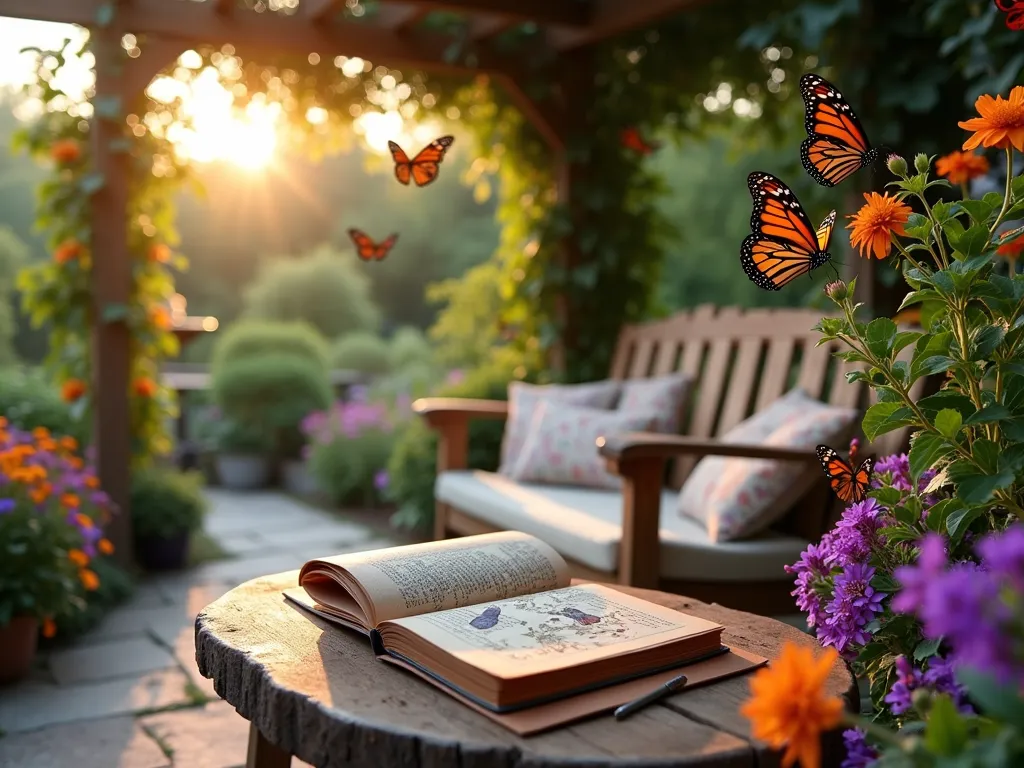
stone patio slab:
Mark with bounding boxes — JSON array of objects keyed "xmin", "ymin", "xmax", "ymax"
[
  {"xmin": 0, "ymin": 669, "xmax": 193, "ymax": 734},
  {"xmin": 0, "ymin": 715, "xmax": 170, "ymax": 768},
  {"xmin": 50, "ymin": 637, "xmax": 178, "ymax": 686}
]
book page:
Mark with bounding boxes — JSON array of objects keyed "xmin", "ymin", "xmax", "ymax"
[
  {"xmin": 385, "ymin": 583, "xmax": 721, "ymax": 679},
  {"xmin": 305, "ymin": 531, "xmax": 570, "ymax": 625}
]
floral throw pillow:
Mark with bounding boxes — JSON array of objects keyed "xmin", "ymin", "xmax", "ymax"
[
  {"xmin": 677, "ymin": 389, "xmax": 858, "ymax": 541},
  {"xmin": 498, "ymin": 380, "xmax": 621, "ymax": 475},
  {"xmin": 617, "ymin": 374, "xmax": 691, "ymax": 434},
  {"xmin": 509, "ymin": 402, "xmax": 659, "ymax": 489}
]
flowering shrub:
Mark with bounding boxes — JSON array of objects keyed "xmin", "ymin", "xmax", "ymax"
[
  {"xmin": 304, "ymin": 395, "xmax": 407, "ymax": 506},
  {"xmin": 0, "ymin": 420, "xmax": 114, "ymax": 638}
]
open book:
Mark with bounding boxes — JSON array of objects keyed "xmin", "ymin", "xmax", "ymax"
[{"xmin": 286, "ymin": 531, "xmax": 730, "ymax": 713}]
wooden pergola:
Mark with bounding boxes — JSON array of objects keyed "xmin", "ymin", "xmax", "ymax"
[{"xmin": 0, "ymin": 0, "xmax": 699, "ymax": 564}]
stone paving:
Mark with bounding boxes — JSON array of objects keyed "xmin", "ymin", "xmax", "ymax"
[{"xmin": 0, "ymin": 489, "xmax": 396, "ymax": 768}]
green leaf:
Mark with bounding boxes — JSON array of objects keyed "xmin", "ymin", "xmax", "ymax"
[
  {"xmin": 956, "ymin": 667, "xmax": 1024, "ymax": 723},
  {"xmin": 918, "ymin": 355, "xmax": 957, "ymax": 375},
  {"xmin": 954, "ymin": 469, "xmax": 1013, "ymax": 505},
  {"xmin": 924, "ymin": 695, "xmax": 968, "ymax": 756},
  {"xmin": 913, "ymin": 637, "xmax": 942, "ymax": 661},
  {"xmin": 971, "ymin": 324, "xmax": 1005, "ymax": 359},
  {"xmin": 898, "ymin": 289, "xmax": 939, "ymax": 311},
  {"xmin": 870, "ymin": 486, "xmax": 904, "ymax": 507},
  {"xmin": 925, "ymin": 498, "xmax": 961, "ymax": 533},
  {"xmin": 956, "ymin": 199, "xmax": 994, "ymax": 224},
  {"xmin": 892, "ymin": 504, "xmax": 917, "ymax": 526},
  {"xmin": 865, "ymin": 317, "xmax": 898, "ymax": 359},
  {"xmin": 909, "ymin": 432, "xmax": 953, "ymax": 482},
  {"xmin": 963, "ymin": 404, "xmax": 1011, "ymax": 426},
  {"xmin": 893, "ymin": 330, "xmax": 922, "ymax": 354},
  {"xmin": 934, "ymin": 408, "xmax": 962, "ymax": 438},
  {"xmin": 101, "ymin": 302, "xmax": 129, "ymax": 323},
  {"xmin": 917, "ymin": 390, "xmax": 976, "ymax": 418},
  {"xmin": 862, "ymin": 401, "xmax": 916, "ymax": 441}
]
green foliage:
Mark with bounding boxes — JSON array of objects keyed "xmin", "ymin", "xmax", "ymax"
[
  {"xmin": 209, "ymin": 418, "xmax": 270, "ymax": 455},
  {"xmin": 0, "ymin": 226, "xmax": 27, "ymax": 365},
  {"xmin": 46, "ymin": 557, "xmax": 134, "ymax": 643},
  {"xmin": 331, "ymin": 331, "xmax": 392, "ymax": 375},
  {"xmin": 308, "ymin": 427, "xmax": 394, "ymax": 507},
  {"xmin": 130, "ymin": 467, "xmax": 207, "ymax": 539},
  {"xmin": 211, "ymin": 319, "xmax": 330, "ymax": 374},
  {"xmin": 388, "ymin": 326, "xmax": 435, "ymax": 373},
  {"xmin": 241, "ymin": 244, "xmax": 381, "ymax": 339},
  {"xmin": 0, "ymin": 367, "xmax": 88, "ymax": 444},
  {"xmin": 427, "ymin": 261, "xmax": 504, "ymax": 369}
]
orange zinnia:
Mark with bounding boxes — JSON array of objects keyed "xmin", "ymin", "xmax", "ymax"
[
  {"xmin": 847, "ymin": 192, "xmax": 913, "ymax": 260},
  {"xmin": 50, "ymin": 138, "xmax": 81, "ymax": 164},
  {"xmin": 133, "ymin": 377, "xmax": 157, "ymax": 398},
  {"xmin": 68, "ymin": 548, "xmax": 90, "ymax": 567},
  {"xmin": 148, "ymin": 243, "xmax": 171, "ymax": 263},
  {"xmin": 59, "ymin": 435, "xmax": 78, "ymax": 452},
  {"xmin": 98, "ymin": 538, "xmax": 115, "ymax": 555},
  {"xmin": 42, "ymin": 617, "xmax": 57, "ymax": 639},
  {"xmin": 61, "ymin": 493, "xmax": 80, "ymax": 509},
  {"xmin": 997, "ymin": 234, "xmax": 1024, "ymax": 262},
  {"xmin": 84, "ymin": 474, "xmax": 99, "ymax": 488},
  {"xmin": 79, "ymin": 569, "xmax": 100, "ymax": 591},
  {"xmin": 54, "ymin": 240, "xmax": 83, "ymax": 264},
  {"xmin": 30, "ymin": 482, "xmax": 52, "ymax": 504},
  {"xmin": 149, "ymin": 305, "xmax": 172, "ymax": 330},
  {"xmin": 61, "ymin": 379, "xmax": 87, "ymax": 403},
  {"xmin": 935, "ymin": 150, "xmax": 990, "ymax": 184},
  {"xmin": 959, "ymin": 86, "xmax": 1024, "ymax": 152},
  {"xmin": 75, "ymin": 512, "xmax": 93, "ymax": 529},
  {"xmin": 741, "ymin": 642, "xmax": 844, "ymax": 768}
]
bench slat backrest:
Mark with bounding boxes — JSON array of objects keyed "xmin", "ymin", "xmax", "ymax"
[{"xmin": 609, "ymin": 304, "xmax": 909, "ymax": 490}]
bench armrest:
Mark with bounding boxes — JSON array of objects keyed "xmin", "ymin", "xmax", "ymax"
[
  {"xmin": 413, "ymin": 397, "xmax": 509, "ymax": 427},
  {"xmin": 598, "ymin": 432, "xmax": 818, "ymax": 464}
]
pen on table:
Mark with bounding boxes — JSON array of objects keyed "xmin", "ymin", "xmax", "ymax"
[{"xmin": 613, "ymin": 674, "xmax": 689, "ymax": 721}]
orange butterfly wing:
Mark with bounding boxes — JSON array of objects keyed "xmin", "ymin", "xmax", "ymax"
[
  {"xmin": 408, "ymin": 135, "xmax": 454, "ymax": 187},
  {"xmin": 348, "ymin": 229, "xmax": 398, "ymax": 261},
  {"xmin": 816, "ymin": 445, "xmax": 875, "ymax": 504},
  {"xmin": 740, "ymin": 172, "xmax": 835, "ymax": 291},
  {"xmin": 388, "ymin": 141, "xmax": 413, "ymax": 186},
  {"xmin": 799, "ymin": 73, "xmax": 878, "ymax": 188}
]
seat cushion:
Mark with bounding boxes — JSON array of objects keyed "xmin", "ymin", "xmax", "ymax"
[
  {"xmin": 509, "ymin": 402, "xmax": 660, "ymax": 490},
  {"xmin": 436, "ymin": 470, "xmax": 808, "ymax": 582},
  {"xmin": 498, "ymin": 380, "xmax": 621, "ymax": 475},
  {"xmin": 617, "ymin": 373, "xmax": 691, "ymax": 434}
]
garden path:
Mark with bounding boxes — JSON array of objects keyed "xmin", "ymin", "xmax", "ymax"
[{"xmin": 0, "ymin": 489, "xmax": 397, "ymax": 768}]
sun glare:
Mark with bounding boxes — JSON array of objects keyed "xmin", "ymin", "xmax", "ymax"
[{"xmin": 355, "ymin": 110, "xmax": 444, "ymax": 155}]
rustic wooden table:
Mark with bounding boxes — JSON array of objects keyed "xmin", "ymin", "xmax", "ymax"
[{"xmin": 195, "ymin": 572, "xmax": 857, "ymax": 768}]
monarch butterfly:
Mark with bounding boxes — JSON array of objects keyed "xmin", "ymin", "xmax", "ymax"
[
  {"xmin": 348, "ymin": 229, "xmax": 397, "ymax": 261},
  {"xmin": 800, "ymin": 73, "xmax": 880, "ymax": 187},
  {"xmin": 741, "ymin": 172, "xmax": 836, "ymax": 291},
  {"xmin": 996, "ymin": 0, "xmax": 1024, "ymax": 30},
  {"xmin": 387, "ymin": 135, "xmax": 454, "ymax": 187},
  {"xmin": 996, "ymin": 224, "xmax": 1024, "ymax": 247},
  {"xmin": 620, "ymin": 127, "xmax": 661, "ymax": 155},
  {"xmin": 816, "ymin": 444, "xmax": 875, "ymax": 504}
]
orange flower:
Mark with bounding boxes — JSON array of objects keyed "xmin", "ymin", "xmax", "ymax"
[
  {"xmin": 935, "ymin": 150, "xmax": 990, "ymax": 184},
  {"xmin": 69, "ymin": 456, "xmax": 84, "ymax": 471},
  {"xmin": 75, "ymin": 512, "xmax": 93, "ymax": 529},
  {"xmin": 37, "ymin": 438, "xmax": 57, "ymax": 452},
  {"xmin": 847, "ymin": 192, "xmax": 913, "ymax": 260},
  {"xmin": 50, "ymin": 138, "xmax": 81, "ymax": 164},
  {"xmin": 148, "ymin": 243, "xmax": 171, "ymax": 263},
  {"xmin": 0, "ymin": 416, "xmax": 8, "ymax": 428},
  {"xmin": 54, "ymin": 240, "xmax": 83, "ymax": 264},
  {"xmin": 98, "ymin": 538, "xmax": 115, "ymax": 555},
  {"xmin": 32, "ymin": 426, "xmax": 50, "ymax": 440},
  {"xmin": 133, "ymin": 377, "xmax": 157, "ymax": 398},
  {"xmin": 42, "ymin": 618, "xmax": 57, "ymax": 638},
  {"xmin": 997, "ymin": 236, "xmax": 1024, "ymax": 262},
  {"xmin": 30, "ymin": 482, "xmax": 52, "ymax": 504},
  {"xmin": 741, "ymin": 643, "xmax": 844, "ymax": 768},
  {"xmin": 149, "ymin": 305, "xmax": 172, "ymax": 330},
  {"xmin": 68, "ymin": 548, "xmax": 90, "ymax": 567},
  {"xmin": 79, "ymin": 569, "xmax": 100, "ymax": 591},
  {"xmin": 59, "ymin": 435, "xmax": 78, "ymax": 452},
  {"xmin": 61, "ymin": 493, "xmax": 80, "ymax": 509},
  {"xmin": 84, "ymin": 474, "xmax": 99, "ymax": 489},
  {"xmin": 959, "ymin": 86, "xmax": 1024, "ymax": 152},
  {"xmin": 61, "ymin": 378, "xmax": 87, "ymax": 403}
]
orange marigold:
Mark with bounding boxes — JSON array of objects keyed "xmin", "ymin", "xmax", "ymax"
[
  {"xmin": 75, "ymin": 512, "xmax": 93, "ymax": 529},
  {"xmin": 84, "ymin": 474, "xmax": 99, "ymax": 489},
  {"xmin": 79, "ymin": 569, "xmax": 100, "ymax": 591},
  {"xmin": 61, "ymin": 378, "xmax": 87, "ymax": 403},
  {"xmin": 54, "ymin": 240, "xmax": 83, "ymax": 264},
  {"xmin": 98, "ymin": 538, "xmax": 115, "ymax": 555},
  {"xmin": 134, "ymin": 377, "xmax": 158, "ymax": 398},
  {"xmin": 59, "ymin": 435, "xmax": 78, "ymax": 452},
  {"xmin": 32, "ymin": 426, "xmax": 50, "ymax": 440},
  {"xmin": 740, "ymin": 642, "xmax": 844, "ymax": 768},
  {"xmin": 149, "ymin": 305, "xmax": 172, "ymax": 330},
  {"xmin": 148, "ymin": 243, "xmax": 172, "ymax": 263},
  {"xmin": 50, "ymin": 138, "xmax": 82, "ymax": 164},
  {"xmin": 68, "ymin": 548, "xmax": 90, "ymax": 567},
  {"xmin": 847, "ymin": 192, "xmax": 913, "ymax": 260},
  {"xmin": 935, "ymin": 150, "xmax": 990, "ymax": 184},
  {"xmin": 61, "ymin": 493, "xmax": 81, "ymax": 509},
  {"xmin": 30, "ymin": 482, "xmax": 52, "ymax": 504},
  {"xmin": 959, "ymin": 85, "xmax": 1024, "ymax": 152},
  {"xmin": 42, "ymin": 617, "xmax": 57, "ymax": 639}
]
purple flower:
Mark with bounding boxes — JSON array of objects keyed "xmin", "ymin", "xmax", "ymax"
[
  {"xmin": 819, "ymin": 563, "xmax": 885, "ymax": 655},
  {"xmin": 874, "ymin": 453, "xmax": 911, "ymax": 491},
  {"xmin": 892, "ymin": 533, "xmax": 948, "ymax": 614},
  {"xmin": 884, "ymin": 655, "xmax": 973, "ymax": 717},
  {"xmin": 840, "ymin": 728, "xmax": 877, "ymax": 768},
  {"xmin": 0, "ymin": 498, "xmax": 16, "ymax": 515},
  {"xmin": 445, "ymin": 369, "xmax": 466, "ymax": 386},
  {"xmin": 374, "ymin": 470, "xmax": 389, "ymax": 491},
  {"xmin": 787, "ymin": 541, "xmax": 831, "ymax": 628},
  {"xmin": 347, "ymin": 385, "xmax": 368, "ymax": 403},
  {"xmin": 978, "ymin": 523, "xmax": 1024, "ymax": 591},
  {"xmin": 825, "ymin": 498, "xmax": 885, "ymax": 568},
  {"xmin": 884, "ymin": 655, "xmax": 922, "ymax": 714}
]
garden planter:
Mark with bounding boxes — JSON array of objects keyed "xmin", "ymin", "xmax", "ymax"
[
  {"xmin": 135, "ymin": 530, "xmax": 191, "ymax": 571},
  {"xmin": 0, "ymin": 616, "xmax": 39, "ymax": 685},
  {"xmin": 215, "ymin": 454, "xmax": 270, "ymax": 490},
  {"xmin": 282, "ymin": 459, "xmax": 320, "ymax": 497}
]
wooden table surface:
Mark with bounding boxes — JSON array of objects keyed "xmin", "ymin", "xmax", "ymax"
[{"xmin": 195, "ymin": 572, "xmax": 857, "ymax": 768}]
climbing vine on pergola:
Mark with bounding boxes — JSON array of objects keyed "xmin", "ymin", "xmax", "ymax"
[{"xmin": 3, "ymin": 0, "xmax": 720, "ymax": 564}]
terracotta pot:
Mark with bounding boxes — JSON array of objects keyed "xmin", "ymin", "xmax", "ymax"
[{"xmin": 0, "ymin": 616, "xmax": 39, "ymax": 685}]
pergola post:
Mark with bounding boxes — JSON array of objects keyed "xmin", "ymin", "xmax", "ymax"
[{"xmin": 89, "ymin": 26, "xmax": 135, "ymax": 566}]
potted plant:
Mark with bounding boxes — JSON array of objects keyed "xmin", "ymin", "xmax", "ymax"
[
  {"xmin": 130, "ymin": 467, "xmax": 206, "ymax": 571},
  {"xmin": 0, "ymin": 422, "xmax": 114, "ymax": 683},
  {"xmin": 212, "ymin": 418, "xmax": 272, "ymax": 490}
]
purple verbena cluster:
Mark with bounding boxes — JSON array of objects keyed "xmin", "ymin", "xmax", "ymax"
[
  {"xmin": 840, "ymin": 729, "xmax": 878, "ymax": 768},
  {"xmin": 301, "ymin": 399, "xmax": 394, "ymax": 444},
  {"xmin": 884, "ymin": 654, "xmax": 973, "ymax": 716},
  {"xmin": 894, "ymin": 525, "xmax": 1024, "ymax": 687}
]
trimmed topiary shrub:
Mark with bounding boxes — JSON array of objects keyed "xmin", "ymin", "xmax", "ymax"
[
  {"xmin": 331, "ymin": 331, "xmax": 392, "ymax": 375},
  {"xmin": 211, "ymin": 320, "xmax": 330, "ymax": 375}
]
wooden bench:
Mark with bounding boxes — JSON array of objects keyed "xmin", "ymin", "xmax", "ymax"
[{"xmin": 416, "ymin": 305, "xmax": 919, "ymax": 615}]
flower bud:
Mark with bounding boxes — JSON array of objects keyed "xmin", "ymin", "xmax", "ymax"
[
  {"xmin": 824, "ymin": 279, "xmax": 848, "ymax": 302},
  {"xmin": 914, "ymin": 153, "xmax": 931, "ymax": 174},
  {"xmin": 887, "ymin": 154, "xmax": 908, "ymax": 178}
]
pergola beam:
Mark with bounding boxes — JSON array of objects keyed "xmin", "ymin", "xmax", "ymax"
[
  {"xmin": 385, "ymin": 0, "xmax": 589, "ymax": 28},
  {"xmin": 374, "ymin": 4, "xmax": 430, "ymax": 33},
  {"xmin": 550, "ymin": 0, "xmax": 699, "ymax": 48},
  {"xmin": 467, "ymin": 15, "xmax": 515, "ymax": 42}
]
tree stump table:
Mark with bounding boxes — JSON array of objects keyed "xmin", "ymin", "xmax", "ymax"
[{"xmin": 195, "ymin": 572, "xmax": 857, "ymax": 768}]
